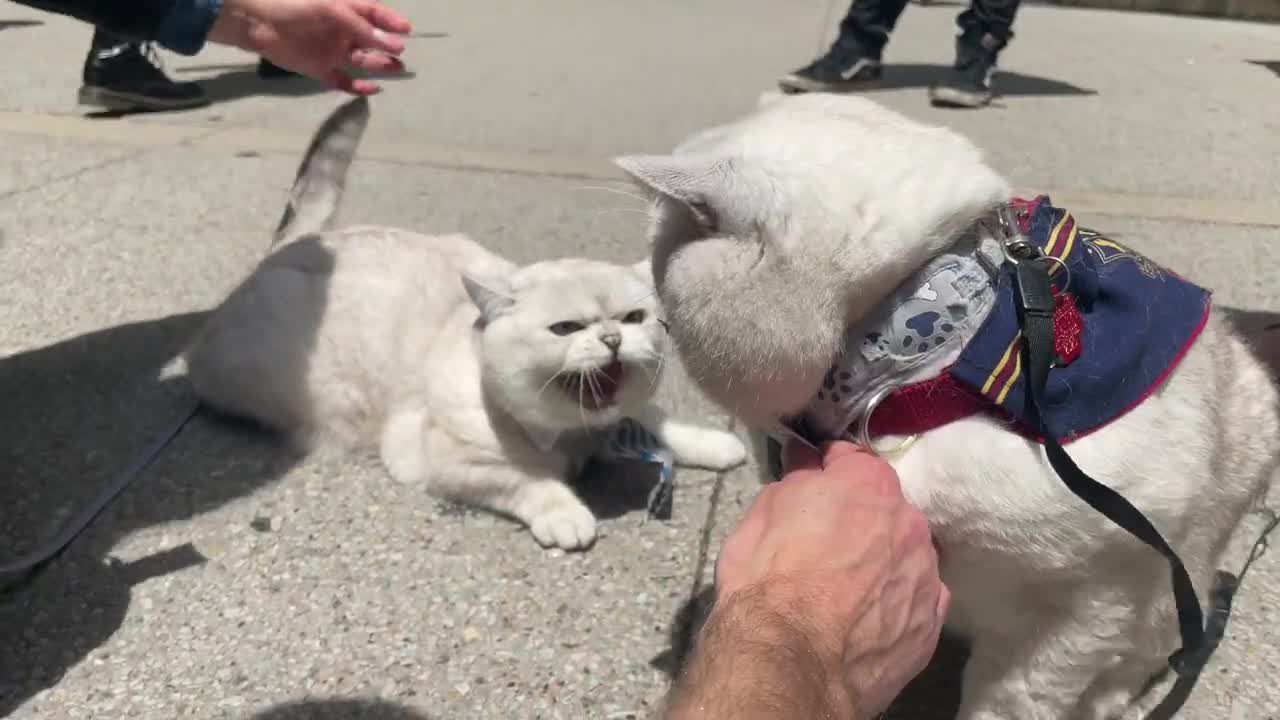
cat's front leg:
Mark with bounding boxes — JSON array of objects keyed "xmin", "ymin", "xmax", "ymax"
[
  {"xmin": 379, "ymin": 411, "xmax": 596, "ymax": 551},
  {"xmin": 633, "ymin": 405, "xmax": 747, "ymax": 471},
  {"xmin": 441, "ymin": 464, "xmax": 598, "ymax": 551},
  {"xmin": 502, "ymin": 477, "xmax": 598, "ymax": 551}
]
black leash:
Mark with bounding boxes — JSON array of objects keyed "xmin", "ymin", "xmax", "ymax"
[
  {"xmin": 0, "ymin": 399, "xmax": 201, "ymax": 596},
  {"xmin": 1008, "ymin": 248, "xmax": 1211, "ymax": 676}
]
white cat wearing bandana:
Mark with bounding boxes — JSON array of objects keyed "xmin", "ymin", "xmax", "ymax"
[
  {"xmin": 615, "ymin": 93, "xmax": 1278, "ymax": 719},
  {"xmin": 183, "ymin": 98, "xmax": 747, "ymax": 551}
]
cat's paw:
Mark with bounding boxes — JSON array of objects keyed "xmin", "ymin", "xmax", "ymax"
[
  {"xmin": 674, "ymin": 428, "xmax": 748, "ymax": 471},
  {"xmin": 528, "ymin": 499, "xmax": 598, "ymax": 551}
]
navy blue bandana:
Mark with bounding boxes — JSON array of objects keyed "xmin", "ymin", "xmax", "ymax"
[
  {"xmin": 853, "ymin": 195, "xmax": 1213, "ymax": 445},
  {"xmin": 945, "ymin": 196, "xmax": 1213, "ymax": 443}
]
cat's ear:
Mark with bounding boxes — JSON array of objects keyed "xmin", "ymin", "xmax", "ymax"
[
  {"xmin": 461, "ymin": 273, "xmax": 515, "ymax": 321},
  {"xmin": 614, "ymin": 153, "xmax": 725, "ymax": 230}
]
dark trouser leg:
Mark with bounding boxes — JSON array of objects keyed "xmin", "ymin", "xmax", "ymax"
[
  {"xmin": 955, "ymin": 0, "xmax": 1022, "ymax": 50},
  {"xmin": 836, "ymin": 0, "xmax": 912, "ymax": 58},
  {"xmin": 778, "ymin": 0, "xmax": 909, "ymax": 93},
  {"xmin": 927, "ymin": 0, "xmax": 1022, "ymax": 107},
  {"xmin": 89, "ymin": 27, "xmax": 129, "ymax": 53}
]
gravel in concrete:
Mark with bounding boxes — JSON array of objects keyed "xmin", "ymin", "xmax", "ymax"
[{"xmin": 1, "ymin": 1, "xmax": 1278, "ymax": 719}]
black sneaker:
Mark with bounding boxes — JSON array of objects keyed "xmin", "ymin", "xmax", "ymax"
[
  {"xmin": 79, "ymin": 42, "xmax": 208, "ymax": 112},
  {"xmin": 778, "ymin": 42, "xmax": 883, "ymax": 94},
  {"xmin": 928, "ymin": 33, "xmax": 1000, "ymax": 109}
]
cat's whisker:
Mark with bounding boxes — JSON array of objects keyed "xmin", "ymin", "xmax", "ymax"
[
  {"xmin": 585, "ymin": 366, "xmax": 604, "ymax": 406},
  {"xmin": 624, "ymin": 287, "xmax": 658, "ymax": 305},
  {"xmin": 591, "ymin": 208, "xmax": 650, "ymax": 219},
  {"xmin": 573, "ymin": 185, "xmax": 649, "ymax": 206},
  {"xmin": 635, "ymin": 348, "xmax": 667, "ymax": 392},
  {"xmin": 537, "ymin": 370, "xmax": 569, "ymax": 400},
  {"xmin": 576, "ymin": 369, "xmax": 591, "ymax": 431}
]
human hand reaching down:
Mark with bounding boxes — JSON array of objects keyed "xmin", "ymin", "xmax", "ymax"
[
  {"xmin": 209, "ymin": 0, "xmax": 412, "ymax": 95},
  {"xmin": 664, "ymin": 440, "xmax": 949, "ymax": 720}
]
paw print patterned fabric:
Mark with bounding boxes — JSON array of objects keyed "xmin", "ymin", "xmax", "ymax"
[{"xmin": 802, "ymin": 233, "xmax": 1001, "ymax": 439}]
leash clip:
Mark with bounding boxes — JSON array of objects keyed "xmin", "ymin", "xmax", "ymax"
[{"xmin": 992, "ymin": 204, "xmax": 1039, "ymax": 264}]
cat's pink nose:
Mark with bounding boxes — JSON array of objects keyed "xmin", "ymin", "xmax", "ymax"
[{"xmin": 600, "ymin": 332, "xmax": 621, "ymax": 350}]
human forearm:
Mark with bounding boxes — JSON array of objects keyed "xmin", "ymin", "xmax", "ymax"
[{"xmin": 664, "ymin": 585, "xmax": 858, "ymax": 720}]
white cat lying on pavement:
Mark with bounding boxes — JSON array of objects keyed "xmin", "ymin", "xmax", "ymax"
[
  {"xmin": 183, "ymin": 97, "xmax": 747, "ymax": 551},
  {"xmin": 613, "ymin": 92, "xmax": 1279, "ymax": 719}
]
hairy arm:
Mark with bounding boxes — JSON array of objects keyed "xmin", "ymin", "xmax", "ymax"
[
  {"xmin": 660, "ymin": 441, "xmax": 949, "ymax": 720},
  {"xmin": 663, "ymin": 585, "xmax": 857, "ymax": 720}
]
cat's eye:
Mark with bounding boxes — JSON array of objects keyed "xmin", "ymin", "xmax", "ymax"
[
  {"xmin": 548, "ymin": 321, "xmax": 586, "ymax": 336},
  {"xmin": 621, "ymin": 309, "xmax": 646, "ymax": 324}
]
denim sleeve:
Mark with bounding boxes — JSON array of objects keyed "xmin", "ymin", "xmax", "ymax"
[
  {"xmin": 8, "ymin": 0, "xmax": 179, "ymax": 41},
  {"xmin": 155, "ymin": 0, "xmax": 225, "ymax": 55}
]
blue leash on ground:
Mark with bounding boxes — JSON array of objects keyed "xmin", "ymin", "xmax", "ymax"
[
  {"xmin": 597, "ymin": 417, "xmax": 676, "ymax": 521},
  {"xmin": 0, "ymin": 399, "xmax": 202, "ymax": 595},
  {"xmin": 0, "ymin": 408, "xmax": 680, "ymax": 594}
]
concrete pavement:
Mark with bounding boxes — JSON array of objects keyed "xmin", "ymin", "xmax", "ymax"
[{"xmin": 1, "ymin": 1, "xmax": 1278, "ymax": 718}]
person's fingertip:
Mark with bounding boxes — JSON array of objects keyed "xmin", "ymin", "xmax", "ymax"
[
  {"xmin": 367, "ymin": 4, "xmax": 413, "ymax": 34},
  {"xmin": 823, "ymin": 445, "xmax": 905, "ymax": 498},
  {"xmin": 373, "ymin": 31, "xmax": 406, "ymax": 55},
  {"xmin": 821, "ymin": 440, "xmax": 869, "ymax": 466},
  {"xmin": 327, "ymin": 70, "xmax": 377, "ymax": 96},
  {"xmin": 349, "ymin": 49, "xmax": 404, "ymax": 74}
]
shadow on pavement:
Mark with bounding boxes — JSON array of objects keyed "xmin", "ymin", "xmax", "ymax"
[
  {"xmin": 649, "ymin": 585, "xmax": 968, "ymax": 719},
  {"xmin": 1222, "ymin": 307, "xmax": 1280, "ymax": 378},
  {"xmin": 867, "ymin": 63, "xmax": 1096, "ymax": 97},
  {"xmin": 0, "ymin": 236, "xmax": 339, "ymax": 715},
  {"xmin": 1248, "ymin": 60, "xmax": 1280, "ymax": 78},
  {"xmin": 0, "ymin": 311, "xmax": 305, "ymax": 715},
  {"xmin": 574, "ymin": 458, "xmax": 670, "ymax": 521},
  {"xmin": 0, "ymin": 19, "xmax": 41, "ymax": 31},
  {"xmin": 180, "ymin": 63, "xmax": 418, "ymax": 107},
  {"xmin": 199, "ymin": 67, "xmax": 332, "ymax": 105},
  {"xmin": 247, "ymin": 697, "xmax": 433, "ymax": 719}
]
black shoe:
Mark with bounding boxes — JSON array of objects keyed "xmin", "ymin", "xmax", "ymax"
[
  {"xmin": 257, "ymin": 58, "xmax": 300, "ymax": 78},
  {"xmin": 79, "ymin": 42, "xmax": 208, "ymax": 112},
  {"xmin": 778, "ymin": 41, "xmax": 883, "ymax": 94},
  {"xmin": 928, "ymin": 33, "xmax": 1000, "ymax": 108}
]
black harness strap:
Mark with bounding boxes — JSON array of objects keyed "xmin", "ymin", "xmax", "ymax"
[{"xmin": 1011, "ymin": 257, "xmax": 1208, "ymax": 675}]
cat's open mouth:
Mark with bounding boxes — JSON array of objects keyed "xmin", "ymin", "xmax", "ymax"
[{"xmin": 559, "ymin": 361, "xmax": 627, "ymax": 411}]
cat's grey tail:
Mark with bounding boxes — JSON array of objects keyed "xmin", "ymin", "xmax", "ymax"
[{"xmin": 272, "ymin": 96, "xmax": 371, "ymax": 246}]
